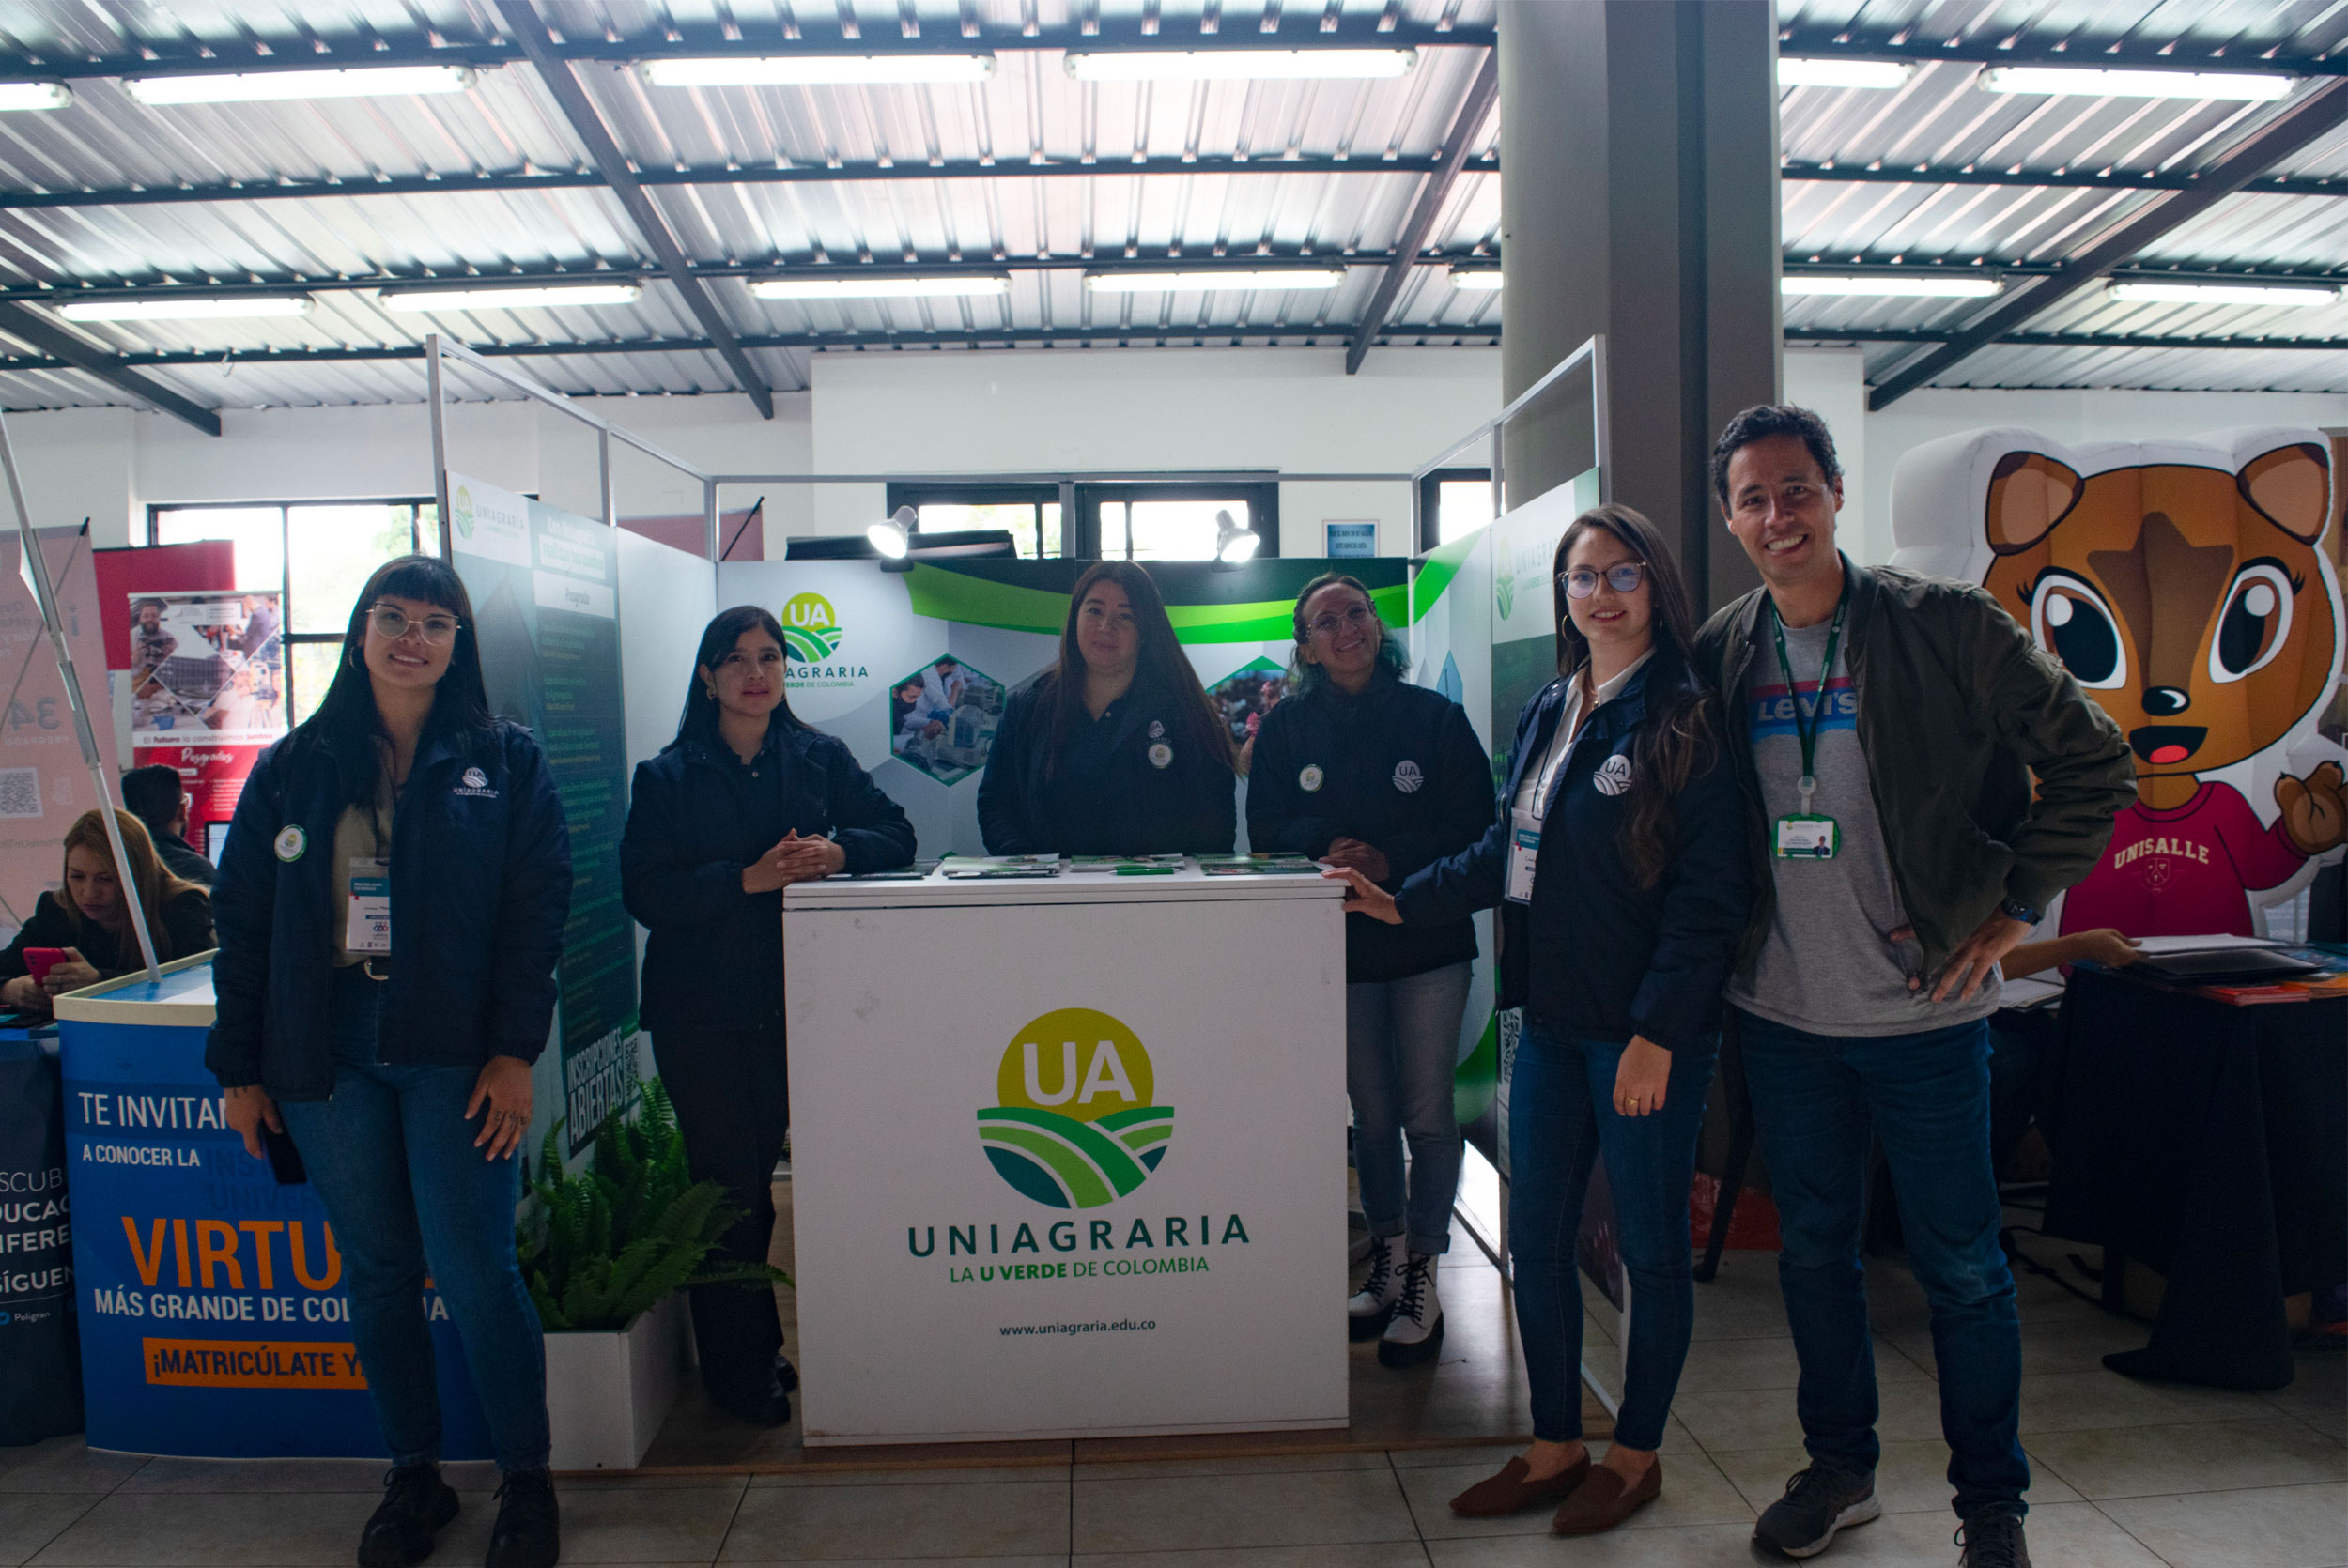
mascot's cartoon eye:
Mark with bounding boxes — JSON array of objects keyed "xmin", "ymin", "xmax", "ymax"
[
  {"xmin": 2028, "ymin": 572, "xmax": 2126, "ymax": 689},
  {"xmin": 2208, "ymin": 559, "xmax": 2298, "ymax": 684}
]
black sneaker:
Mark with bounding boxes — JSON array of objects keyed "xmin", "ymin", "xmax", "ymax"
[
  {"xmin": 774, "ymin": 1353, "xmax": 800, "ymax": 1394},
  {"xmin": 1753, "ymin": 1460, "xmax": 1881, "ymax": 1559},
  {"xmin": 484, "ymin": 1468, "xmax": 559, "ymax": 1568},
  {"xmin": 357, "ymin": 1463, "xmax": 458, "ymax": 1568},
  {"xmin": 1957, "ymin": 1506, "xmax": 2031, "ymax": 1567}
]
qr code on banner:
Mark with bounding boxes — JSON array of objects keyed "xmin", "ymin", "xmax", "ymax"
[{"xmin": 0, "ymin": 767, "xmax": 40, "ymax": 820}]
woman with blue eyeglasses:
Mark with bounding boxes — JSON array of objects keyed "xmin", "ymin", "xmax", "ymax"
[{"xmin": 1329, "ymin": 507, "xmax": 1751, "ymax": 1538}]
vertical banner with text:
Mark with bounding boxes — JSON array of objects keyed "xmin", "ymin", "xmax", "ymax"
[{"xmin": 448, "ymin": 476, "xmax": 639, "ymax": 1157}]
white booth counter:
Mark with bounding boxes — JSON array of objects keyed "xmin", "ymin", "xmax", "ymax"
[{"xmin": 782, "ymin": 861, "xmax": 1349, "ymax": 1446}]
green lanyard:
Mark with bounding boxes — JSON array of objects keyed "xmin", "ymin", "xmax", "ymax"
[{"xmin": 1767, "ymin": 584, "xmax": 1849, "ymax": 816}]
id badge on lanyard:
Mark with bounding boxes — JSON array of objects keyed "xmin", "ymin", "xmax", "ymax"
[
  {"xmin": 346, "ymin": 858, "xmax": 391, "ymax": 954},
  {"xmin": 1769, "ymin": 590, "xmax": 1849, "ymax": 862},
  {"xmin": 1505, "ymin": 807, "xmax": 1540, "ymax": 903}
]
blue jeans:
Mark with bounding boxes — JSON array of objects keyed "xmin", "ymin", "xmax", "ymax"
[
  {"xmin": 1735, "ymin": 1008, "xmax": 2027, "ymax": 1517},
  {"xmin": 1508, "ymin": 1017, "xmax": 1716, "ymax": 1452},
  {"xmin": 278, "ymin": 969, "xmax": 552, "ymax": 1473},
  {"xmin": 1348, "ymin": 962, "xmax": 1471, "ymax": 1258}
]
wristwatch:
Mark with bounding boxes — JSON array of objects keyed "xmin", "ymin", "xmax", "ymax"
[{"xmin": 1998, "ymin": 896, "xmax": 2041, "ymax": 926}]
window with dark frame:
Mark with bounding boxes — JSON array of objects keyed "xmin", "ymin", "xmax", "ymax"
[
  {"xmin": 147, "ymin": 500, "xmax": 440, "ymax": 727},
  {"xmin": 884, "ymin": 484, "xmax": 1063, "ymax": 560},
  {"xmin": 884, "ymin": 481, "xmax": 1282, "ymax": 561},
  {"xmin": 1417, "ymin": 469, "xmax": 1495, "ymax": 554}
]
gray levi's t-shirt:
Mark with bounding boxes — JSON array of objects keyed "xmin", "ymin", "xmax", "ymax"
[{"xmin": 1726, "ymin": 618, "xmax": 2000, "ymax": 1036}]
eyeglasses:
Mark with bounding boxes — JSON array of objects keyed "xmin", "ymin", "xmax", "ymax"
[
  {"xmin": 366, "ymin": 606, "xmax": 462, "ymax": 645},
  {"xmin": 1304, "ymin": 603, "xmax": 1377, "ymax": 640},
  {"xmin": 1559, "ymin": 562, "xmax": 1649, "ymax": 599}
]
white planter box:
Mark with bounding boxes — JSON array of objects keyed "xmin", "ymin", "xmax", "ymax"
[{"xmin": 543, "ymin": 1292, "xmax": 695, "ymax": 1471}]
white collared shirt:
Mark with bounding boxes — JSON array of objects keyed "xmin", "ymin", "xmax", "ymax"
[{"xmin": 1513, "ymin": 649, "xmax": 1654, "ymax": 821}]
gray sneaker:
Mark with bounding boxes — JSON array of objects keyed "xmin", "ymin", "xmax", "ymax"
[
  {"xmin": 1957, "ymin": 1506, "xmax": 2031, "ymax": 1567},
  {"xmin": 1753, "ymin": 1461, "xmax": 1881, "ymax": 1559}
]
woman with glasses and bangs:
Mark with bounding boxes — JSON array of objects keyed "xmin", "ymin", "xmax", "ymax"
[
  {"xmin": 208, "ymin": 558, "xmax": 572, "ymax": 1568},
  {"xmin": 1328, "ymin": 507, "xmax": 1751, "ymax": 1538},
  {"xmin": 1247, "ymin": 573, "xmax": 1492, "ymax": 1370}
]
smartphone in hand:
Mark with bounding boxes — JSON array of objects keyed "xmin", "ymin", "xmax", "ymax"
[{"xmin": 23, "ymin": 947, "xmax": 67, "ymax": 985}]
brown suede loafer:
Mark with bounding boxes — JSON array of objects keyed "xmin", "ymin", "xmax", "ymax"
[
  {"xmin": 1448, "ymin": 1453, "xmax": 1591, "ymax": 1517},
  {"xmin": 1552, "ymin": 1458, "xmax": 1662, "ymax": 1535}
]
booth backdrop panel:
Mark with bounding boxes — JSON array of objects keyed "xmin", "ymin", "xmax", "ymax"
[
  {"xmin": 713, "ymin": 558, "xmax": 1408, "ymax": 860},
  {"xmin": 616, "ymin": 530, "xmax": 717, "ymax": 1097},
  {"xmin": 782, "ymin": 872, "xmax": 1349, "ymax": 1444},
  {"xmin": 450, "ymin": 475, "xmax": 639, "ymax": 1161},
  {"xmin": 60, "ymin": 966, "xmax": 490, "ymax": 1459},
  {"xmin": 0, "ymin": 528, "xmax": 122, "ymax": 941}
]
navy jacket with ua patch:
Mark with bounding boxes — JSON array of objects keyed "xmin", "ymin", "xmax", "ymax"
[
  {"xmin": 977, "ymin": 673, "xmax": 1237, "ymax": 856},
  {"xmin": 1394, "ymin": 661, "xmax": 1752, "ymax": 1052},
  {"xmin": 623, "ymin": 720, "xmax": 917, "ymax": 1035},
  {"xmin": 206, "ymin": 720, "xmax": 572, "ymax": 1099},
  {"xmin": 1246, "ymin": 671, "xmax": 1493, "ymax": 982}
]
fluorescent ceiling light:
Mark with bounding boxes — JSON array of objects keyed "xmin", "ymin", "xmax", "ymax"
[
  {"xmin": 1066, "ymin": 49, "xmax": 1416, "ymax": 82},
  {"xmin": 0, "ymin": 82, "xmax": 70, "ymax": 111},
  {"xmin": 1448, "ymin": 269, "xmax": 1502, "ymax": 292},
  {"xmin": 1085, "ymin": 269, "xmax": 1345, "ymax": 292},
  {"xmin": 127, "ymin": 66, "xmax": 476, "ymax": 105},
  {"xmin": 751, "ymin": 276, "xmax": 1011, "ymax": 300},
  {"xmin": 2107, "ymin": 280, "xmax": 2341, "ymax": 307},
  {"xmin": 55, "ymin": 295, "xmax": 313, "ymax": 321},
  {"xmin": 1777, "ymin": 57, "xmax": 1914, "ymax": 90},
  {"xmin": 1782, "ymin": 273, "xmax": 2004, "ymax": 299},
  {"xmin": 1979, "ymin": 66, "xmax": 2293, "ymax": 101},
  {"xmin": 379, "ymin": 283, "xmax": 643, "ymax": 313},
  {"xmin": 644, "ymin": 55, "xmax": 996, "ymax": 86}
]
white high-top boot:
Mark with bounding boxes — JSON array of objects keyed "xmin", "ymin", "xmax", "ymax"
[
  {"xmin": 1347, "ymin": 1234, "xmax": 1406, "ymax": 1341},
  {"xmin": 1379, "ymin": 1252, "xmax": 1444, "ymax": 1368}
]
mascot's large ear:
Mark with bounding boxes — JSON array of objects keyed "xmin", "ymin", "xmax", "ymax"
[
  {"xmin": 2238, "ymin": 441, "xmax": 2330, "ymax": 543},
  {"xmin": 1985, "ymin": 451, "xmax": 2082, "ymax": 554}
]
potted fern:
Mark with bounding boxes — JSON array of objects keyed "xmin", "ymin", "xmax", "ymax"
[{"xmin": 516, "ymin": 1079, "xmax": 790, "ymax": 1468}]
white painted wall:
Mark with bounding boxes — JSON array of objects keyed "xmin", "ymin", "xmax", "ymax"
[
  {"xmin": 808, "ymin": 346, "xmax": 1503, "ymax": 557},
  {"xmin": 1782, "ymin": 348, "xmax": 2348, "ymax": 568}
]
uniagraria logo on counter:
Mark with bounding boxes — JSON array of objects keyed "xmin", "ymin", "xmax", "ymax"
[{"xmin": 978, "ymin": 1008, "xmax": 1173, "ymax": 1210}]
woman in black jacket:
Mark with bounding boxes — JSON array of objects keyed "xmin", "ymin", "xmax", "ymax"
[
  {"xmin": 0, "ymin": 808, "xmax": 211, "ymax": 1011},
  {"xmin": 620, "ymin": 605, "xmax": 916, "ymax": 1425},
  {"xmin": 1248, "ymin": 574, "xmax": 1491, "ymax": 1367},
  {"xmin": 209, "ymin": 557, "xmax": 571, "ymax": 1568},
  {"xmin": 977, "ymin": 561, "xmax": 1236, "ymax": 856},
  {"xmin": 1332, "ymin": 507, "xmax": 1751, "ymax": 1538}
]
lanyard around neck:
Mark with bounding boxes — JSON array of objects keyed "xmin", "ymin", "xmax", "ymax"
[{"xmin": 1767, "ymin": 583, "xmax": 1849, "ymax": 812}]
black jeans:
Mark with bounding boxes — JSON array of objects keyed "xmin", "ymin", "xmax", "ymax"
[{"xmin": 654, "ymin": 1024, "xmax": 790, "ymax": 1398}]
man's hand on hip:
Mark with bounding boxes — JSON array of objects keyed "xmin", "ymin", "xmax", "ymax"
[{"xmin": 1931, "ymin": 913, "xmax": 2032, "ymax": 1004}]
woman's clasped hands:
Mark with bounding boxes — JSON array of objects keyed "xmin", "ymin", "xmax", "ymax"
[{"xmin": 743, "ymin": 829, "xmax": 847, "ymax": 894}]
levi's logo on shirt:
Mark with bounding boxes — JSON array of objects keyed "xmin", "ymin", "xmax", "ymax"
[{"xmin": 1748, "ymin": 677, "xmax": 1857, "ymax": 740}]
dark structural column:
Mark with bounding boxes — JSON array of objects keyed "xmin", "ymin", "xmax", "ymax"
[{"xmin": 1497, "ymin": 0, "xmax": 1781, "ymax": 611}]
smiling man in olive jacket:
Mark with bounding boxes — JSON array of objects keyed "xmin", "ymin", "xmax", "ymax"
[{"xmin": 1692, "ymin": 406, "xmax": 2132, "ymax": 1568}]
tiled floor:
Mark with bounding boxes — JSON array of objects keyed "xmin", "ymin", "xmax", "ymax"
[{"xmin": 5, "ymin": 1249, "xmax": 2340, "ymax": 1567}]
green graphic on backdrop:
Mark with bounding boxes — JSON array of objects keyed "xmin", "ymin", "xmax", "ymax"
[
  {"xmin": 979, "ymin": 1008, "xmax": 1173, "ymax": 1209},
  {"xmin": 903, "ymin": 561, "xmax": 1405, "ymax": 644},
  {"xmin": 780, "ymin": 591, "xmax": 844, "ymax": 663}
]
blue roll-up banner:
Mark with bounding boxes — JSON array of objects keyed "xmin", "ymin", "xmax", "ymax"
[
  {"xmin": 62, "ymin": 984, "xmax": 489, "ymax": 1459},
  {"xmin": 1, "ymin": 1025, "xmax": 81, "ymax": 1444}
]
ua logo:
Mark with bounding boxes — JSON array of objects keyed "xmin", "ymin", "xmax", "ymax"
[
  {"xmin": 462, "ymin": 767, "xmax": 488, "ymax": 790},
  {"xmin": 1392, "ymin": 760, "xmax": 1424, "ymax": 793},
  {"xmin": 1592, "ymin": 754, "xmax": 1633, "ymax": 796}
]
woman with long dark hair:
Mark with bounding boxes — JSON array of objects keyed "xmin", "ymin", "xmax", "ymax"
[
  {"xmin": 1330, "ymin": 507, "xmax": 1751, "ymax": 1537},
  {"xmin": 1247, "ymin": 574, "xmax": 1492, "ymax": 1365},
  {"xmin": 209, "ymin": 556, "xmax": 572, "ymax": 1568},
  {"xmin": 620, "ymin": 604, "xmax": 915, "ymax": 1425},
  {"xmin": 977, "ymin": 561, "xmax": 1236, "ymax": 855},
  {"xmin": 0, "ymin": 808, "xmax": 212, "ymax": 1011}
]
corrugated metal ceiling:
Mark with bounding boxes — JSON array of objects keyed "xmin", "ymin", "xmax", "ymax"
[{"xmin": 0, "ymin": 0, "xmax": 2335, "ymax": 417}]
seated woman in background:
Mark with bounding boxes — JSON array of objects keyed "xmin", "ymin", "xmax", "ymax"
[
  {"xmin": 0, "ymin": 807, "xmax": 212, "ymax": 1010},
  {"xmin": 978, "ymin": 561, "xmax": 1236, "ymax": 856}
]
